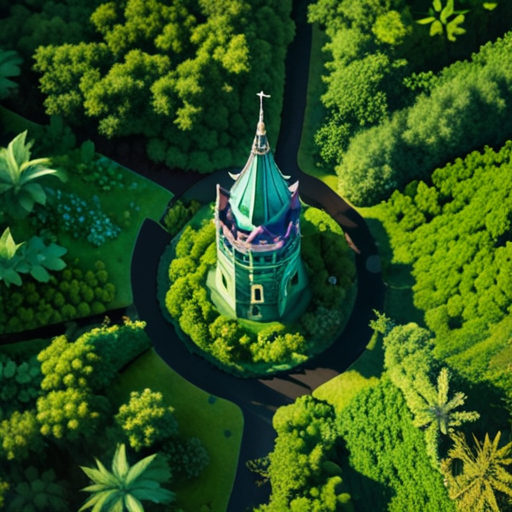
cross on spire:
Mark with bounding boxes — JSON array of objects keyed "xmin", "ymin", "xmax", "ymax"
[{"xmin": 257, "ymin": 91, "xmax": 270, "ymax": 122}]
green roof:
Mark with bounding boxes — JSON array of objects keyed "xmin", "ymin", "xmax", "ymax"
[{"xmin": 229, "ymin": 130, "xmax": 291, "ymax": 231}]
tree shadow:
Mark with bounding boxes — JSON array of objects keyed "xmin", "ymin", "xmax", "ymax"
[
  {"xmin": 338, "ymin": 449, "xmax": 391, "ymax": 512},
  {"xmin": 362, "ymin": 215, "xmax": 426, "ymax": 328}
]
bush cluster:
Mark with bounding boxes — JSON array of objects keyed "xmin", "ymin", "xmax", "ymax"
[
  {"xmin": 21, "ymin": 0, "xmax": 294, "ymax": 173},
  {"xmin": 162, "ymin": 207, "xmax": 356, "ymax": 377},
  {"xmin": 379, "ymin": 141, "xmax": 512, "ymax": 370},
  {"xmin": 0, "ymin": 320, "xmax": 208, "ymax": 511},
  {"xmin": 255, "ymin": 395, "xmax": 349, "ymax": 512},
  {"xmin": 162, "ymin": 199, "xmax": 202, "ymax": 237},
  {"xmin": 338, "ymin": 378, "xmax": 455, "ymax": 512},
  {"xmin": 0, "ymin": 260, "xmax": 116, "ymax": 334},
  {"xmin": 338, "ymin": 31, "xmax": 512, "ymax": 205}
]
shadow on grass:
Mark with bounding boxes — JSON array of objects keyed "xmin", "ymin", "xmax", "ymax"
[
  {"xmin": 362, "ymin": 215, "xmax": 426, "ymax": 327},
  {"xmin": 339, "ymin": 450, "xmax": 390, "ymax": 512}
]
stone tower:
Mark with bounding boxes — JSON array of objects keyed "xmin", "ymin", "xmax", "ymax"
[{"xmin": 211, "ymin": 92, "xmax": 309, "ymax": 322}]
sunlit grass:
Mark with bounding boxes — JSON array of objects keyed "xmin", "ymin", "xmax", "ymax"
[{"xmin": 109, "ymin": 349, "xmax": 244, "ymax": 512}]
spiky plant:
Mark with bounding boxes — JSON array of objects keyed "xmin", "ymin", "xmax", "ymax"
[
  {"xmin": 0, "ymin": 131, "xmax": 65, "ymax": 218},
  {"xmin": 79, "ymin": 444, "xmax": 175, "ymax": 512},
  {"xmin": 412, "ymin": 368, "xmax": 480, "ymax": 436},
  {"xmin": 442, "ymin": 431, "xmax": 512, "ymax": 512}
]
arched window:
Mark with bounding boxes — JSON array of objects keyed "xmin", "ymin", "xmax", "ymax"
[{"xmin": 251, "ymin": 284, "xmax": 264, "ymax": 303}]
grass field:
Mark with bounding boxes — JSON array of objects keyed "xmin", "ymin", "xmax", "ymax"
[
  {"xmin": 109, "ymin": 349, "xmax": 244, "ymax": 512},
  {"xmin": 297, "ymin": 24, "xmax": 338, "ymax": 191}
]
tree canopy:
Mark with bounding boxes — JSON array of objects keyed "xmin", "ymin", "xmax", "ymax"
[{"xmin": 33, "ymin": 0, "xmax": 295, "ymax": 172}]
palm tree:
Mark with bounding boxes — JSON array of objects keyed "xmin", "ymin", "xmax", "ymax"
[
  {"xmin": 0, "ymin": 130, "xmax": 65, "ymax": 218},
  {"xmin": 412, "ymin": 368, "xmax": 480, "ymax": 436},
  {"xmin": 0, "ymin": 49, "xmax": 22, "ymax": 99},
  {"xmin": 79, "ymin": 444, "xmax": 175, "ymax": 512},
  {"xmin": 408, "ymin": 367, "xmax": 479, "ymax": 467},
  {"xmin": 442, "ymin": 431, "xmax": 512, "ymax": 512}
]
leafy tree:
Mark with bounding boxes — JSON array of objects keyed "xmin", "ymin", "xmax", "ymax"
[
  {"xmin": 257, "ymin": 395, "xmax": 349, "ymax": 512},
  {"xmin": 338, "ymin": 31, "xmax": 512, "ymax": 205},
  {"xmin": 441, "ymin": 431, "xmax": 512, "ymax": 512},
  {"xmin": 0, "ymin": 49, "xmax": 22, "ymax": 99},
  {"xmin": 34, "ymin": 0, "xmax": 295, "ymax": 172},
  {"xmin": 79, "ymin": 444, "xmax": 175, "ymax": 512},
  {"xmin": 7, "ymin": 466, "xmax": 69, "ymax": 512},
  {"xmin": 115, "ymin": 389, "xmax": 179, "ymax": 452},
  {"xmin": 0, "ymin": 131, "xmax": 66, "ymax": 218}
]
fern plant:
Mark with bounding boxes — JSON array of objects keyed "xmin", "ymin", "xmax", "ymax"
[
  {"xmin": 0, "ymin": 228, "xmax": 67, "ymax": 286},
  {"xmin": 416, "ymin": 0, "xmax": 469, "ymax": 41},
  {"xmin": 0, "ymin": 131, "xmax": 66, "ymax": 218},
  {"xmin": 80, "ymin": 444, "xmax": 175, "ymax": 512}
]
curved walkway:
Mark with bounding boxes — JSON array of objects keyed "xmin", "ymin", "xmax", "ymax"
[{"xmin": 131, "ymin": 3, "xmax": 384, "ymax": 511}]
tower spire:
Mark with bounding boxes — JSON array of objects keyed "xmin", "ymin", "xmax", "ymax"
[{"xmin": 256, "ymin": 91, "xmax": 270, "ymax": 135}]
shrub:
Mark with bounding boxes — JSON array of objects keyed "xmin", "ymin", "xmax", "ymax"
[
  {"xmin": 256, "ymin": 395, "xmax": 348, "ymax": 512},
  {"xmin": 115, "ymin": 389, "xmax": 178, "ymax": 452},
  {"xmin": 162, "ymin": 437, "xmax": 210, "ymax": 480},
  {"xmin": 0, "ymin": 260, "xmax": 116, "ymax": 334},
  {"xmin": 338, "ymin": 32, "xmax": 512, "ymax": 205}
]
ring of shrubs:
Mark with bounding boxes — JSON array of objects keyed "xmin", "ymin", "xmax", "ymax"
[{"xmin": 158, "ymin": 205, "xmax": 357, "ymax": 378}]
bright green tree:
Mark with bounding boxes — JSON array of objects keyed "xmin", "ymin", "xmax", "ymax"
[
  {"xmin": 442, "ymin": 431, "xmax": 512, "ymax": 512},
  {"xmin": 0, "ymin": 131, "xmax": 66, "ymax": 218},
  {"xmin": 0, "ymin": 409, "xmax": 44, "ymax": 461},
  {"xmin": 79, "ymin": 444, "xmax": 175, "ymax": 512},
  {"xmin": 115, "ymin": 389, "xmax": 179, "ymax": 452},
  {"xmin": 38, "ymin": 335, "xmax": 101, "ymax": 392},
  {"xmin": 36, "ymin": 387, "xmax": 109, "ymax": 442}
]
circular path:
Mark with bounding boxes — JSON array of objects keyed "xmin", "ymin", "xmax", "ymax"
[{"xmin": 130, "ymin": 3, "xmax": 384, "ymax": 511}]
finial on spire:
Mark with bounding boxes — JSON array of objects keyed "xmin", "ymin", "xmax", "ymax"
[{"xmin": 256, "ymin": 91, "xmax": 270, "ymax": 135}]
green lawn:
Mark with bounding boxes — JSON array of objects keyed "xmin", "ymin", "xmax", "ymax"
[
  {"xmin": 297, "ymin": 24, "xmax": 338, "ymax": 191},
  {"xmin": 109, "ymin": 349, "xmax": 244, "ymax": 512},
  {"xmin": 313, "ymin": 331, "xmax": 382, "ymax": 414}
]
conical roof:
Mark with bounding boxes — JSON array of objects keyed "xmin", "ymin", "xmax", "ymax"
[{"xmin": 229, "ymin": 92, "xmax": 292, "ymax": 231}]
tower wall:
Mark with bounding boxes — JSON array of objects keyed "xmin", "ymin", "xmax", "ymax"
[{"xmin": 214, "ymin": 231, "xmax": 308, "ymax": 322}]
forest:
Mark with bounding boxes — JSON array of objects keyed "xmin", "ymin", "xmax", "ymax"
[{"xmin": 1, "ymin": 0, "xmax": 512, "ymax": 511}]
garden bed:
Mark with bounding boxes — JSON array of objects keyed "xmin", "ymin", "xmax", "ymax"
[
  {"xmin": 0, "ymin": 108, "xmax": 172, "ymax": 336},
  {"xmin": 158, "ymin": 204, "xmax": 357, "ymax": 378}
]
